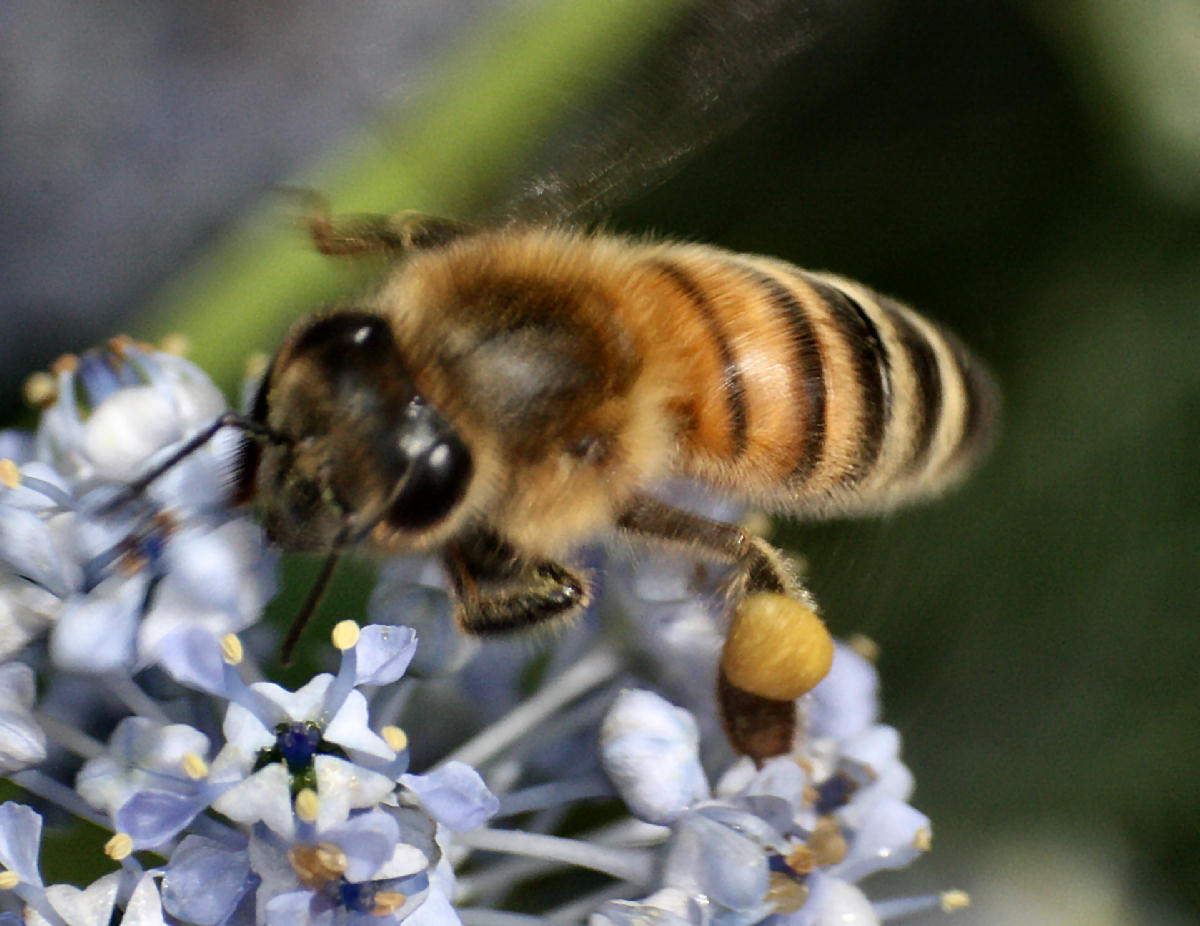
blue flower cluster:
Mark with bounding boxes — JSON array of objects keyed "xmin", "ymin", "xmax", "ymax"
[
  {"xmin": 0, "ymin": 339, "xmax": 964, "ymax": 925},
  {"xmin": 596, "ymin": 643, "xmax": 966, "ymax": 925}
]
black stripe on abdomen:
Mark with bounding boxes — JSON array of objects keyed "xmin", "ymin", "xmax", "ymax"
[
  {"xmin": 878, "ymin": 298, "xmax": 942, "ymax": 476},
  {"xmin": 734, "ymin": 263, "xmax": 826, "ymax": 482},
  {"xmin": 650, "ymin": 258, "xmax": 748, "ymax": 459},
  {"xmin": 802, "ymin": 275, "xmax": 891, "ymax": 484}
]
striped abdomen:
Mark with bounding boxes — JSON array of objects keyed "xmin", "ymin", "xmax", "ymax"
[{"xmin": 637, "ymin": 245, "xmax": 997, "ymax": 515}]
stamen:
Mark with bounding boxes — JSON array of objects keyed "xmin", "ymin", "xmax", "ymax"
[
  {"xmin": 289, "ymin": 842, "xmax": 348, "ymax": 889},
  {"xmin": 848, "ymin": 633, "xmax": 880, "ymax": 662},
  {"xmin": 381, "ymin": 726, "xmax": 408, "ymax": 752},
  {"xmin": 105, "ymin": 833, "xmax": 133, "ymax": 860},
  {"xmin": 331, "ymin": 620, "xmax": 359, "ymax": 650},
  {"xmin": 22, "ymin": 370, "xmax": 57, "ymax": 407},
  {"xmin": 159, "ymin": 333, "xmax": 190, "ymax": 356},
  {"xmin": 873, "ymin": 890, "xmax": 970, "ymax": 920},
  {"xmin": 182, "ymin": 752, "xmax": 209, "ymax": 780},
  {"xmin": 221, "ymin": 634, "xmax": 244, "ymax": 665},
  {"xmin": 294, "ymin": 788, "xmax": 320, "ymax": 823},
  {"xmin": 807, "ymin": 817, "xmax": 847, "ymax": 866},
  {"xmin": 0, "ymin": 459, "xmax": 20, "ymax": 489},
  {"xmin": 372, "ymin": 892, "xmax": 407, "ymax": 915}
]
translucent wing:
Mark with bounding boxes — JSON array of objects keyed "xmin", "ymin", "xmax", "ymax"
[{"xmin": 491, "ymin": 0, "xmax": 854, "ymax": 225}]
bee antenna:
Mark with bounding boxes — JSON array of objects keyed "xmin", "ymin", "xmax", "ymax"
[
  {"xmin": 279, "ymin": 545, "xmax": 343, "ymax": 666},
  {"xmin": 105, "ymin": 411, "xmax": 284, "ymax": 512}
]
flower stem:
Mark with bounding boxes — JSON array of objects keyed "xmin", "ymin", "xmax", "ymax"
[
  {"xmin": 453, "ymin": 827, "xmax": 655, "ymax": 887},
  {"xmin": 447, "ymin": 648, "xmax": 619, "ymax": 769}
]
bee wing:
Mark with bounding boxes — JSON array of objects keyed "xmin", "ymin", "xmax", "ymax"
[{"xmin": 490, "ymin": 0, "xmax": 849, "ymax": 225}]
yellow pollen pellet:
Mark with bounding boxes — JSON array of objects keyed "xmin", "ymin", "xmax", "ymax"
[
  {"xmin": 331, "ymin": 620, "xmax": 360, "ymax": 650},
  {"xmin": 721, "ymin": 592, "xmax": 834, "ymax": 701},
  {"xmin": 912, "ymin": 826, "xmax": 933, "ymax": 852},
  {"xmin": 382, "ymin": 726, "xmax": 408, "ymax": 752},
  {"xmin": 294, "ymin": 788, "xmax": 320, "ymax": 823},
  {"xmin": 372, "ymin": 892, "xmax": 407, "ymax": 915},
  {"xmin": 221, "ymin": 634, "xmax": 244, "ymax": 665},
  {"xmin": 0, "ymin": 870, "xmax": 19, "ymax": 890},
  {"xmin": 0, "ymin": 460, "xmax": 20, "ymax": 490},
  {"xmin": 182, "ymin": 752, "xmax": 209, "ymax": 780},
  {"xmin": 105, "ymin": 833, "xmax": 134, "ymax": 860},
  {"xmin": 941, "ymin": 890, "xmax": 970, "ymax": 911}
]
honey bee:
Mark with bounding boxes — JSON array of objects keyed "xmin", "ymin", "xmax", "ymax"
[{"xmin": 228, "ymin": 206, "xmax": 997, "ymax": 761}]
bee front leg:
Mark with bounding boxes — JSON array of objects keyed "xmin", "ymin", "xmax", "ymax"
[
  {"xmin": 442, "ymin": 530, "xmax": 589, "ymax": 636},
  {"xmin": 285, "ymin": 188, "xmax": 472, "ymax": 256},
  {"xmin": 615, "ymin": 494, "xmax": 834, "ymax": 763}
]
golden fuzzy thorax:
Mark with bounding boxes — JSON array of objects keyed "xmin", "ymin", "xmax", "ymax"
[{"xmin": 366, "ymin": 226, "xmax": 995, "ymax": 556}]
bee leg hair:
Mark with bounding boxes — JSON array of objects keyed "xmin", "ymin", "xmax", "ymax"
[
  {"xmin": 442, "ymin": 530, "xmax": 589, "ymax": 636},
  {"xmin": 615, "ymin": 493, "xmax": 805, "ymax": 762}
]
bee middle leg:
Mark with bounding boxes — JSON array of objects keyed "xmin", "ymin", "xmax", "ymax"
[
  {"xmin": 287, "ymin": 189, "xmax": 471, "ymax": 256},
  {"xmin": 442, "ymin": 530, "xmax": 589, "ymax": 636},
  {"xmin": 615, "ymin": 493, "xmax": 818, "ymax": 762}
]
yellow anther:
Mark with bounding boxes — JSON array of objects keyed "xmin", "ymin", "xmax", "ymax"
[
  {"xmin": 0, "ymin": 870, "xmax": 19, "ymax": 890},
  {"xmin": 721, "ymin": 592, "xmax": 834, "ymax": 701},
  {"xmin": 182, "ymin": 752, "xmax": 209, "ymax": 780},
  {"xmin": 22, "ymin": 371, "xmax": 58, "ymax": 408},
  {"xmin": 381, "ymin": 726, "xmax": 408, "ymax": 753},
  {"xmin": 288, "ymin": 842, "xmax": 347, "ymax": 888},
  {"xmin": 941, "ymin": 890, "xmax": 970, "ymax": 912},
  {"xmin": 784, "ymin": 843, "xmax": 815, "ymax": 875},
  {"xmin": 159, "ymin": 333, "xmax": 190, "ymax": 356},
  {"xmin": 105, "ymin": 833, "xmax": 134, "ymax": 860},
  {"xmin": 220, "ymin": 634, "xmax": 244, "ymax": 665},
  {"xmin": 294, "ymin": 788, "xmax": 320, "ymax": 823},
  {"xmin": 847, "ymin": 633, "xmax": 879, "ymax": 662},
  {"xmin": 331, "ymin": 620, "xmax": 360, "ymax": 651},
  {"xmin": 912, "ymin": 826, "xmax": 933, "ymax": 852},
  {"xmin": 766, "ymin": 872, "xmax": 809, "ymax": 914},
  {"xmin": 50, "ymin": 353, "xmax": 78, "ymax": 376},
  {"xmin": 373, "ymin": 892, "xmax": 407, "ymax": 915},
  {"xmin": 0, "ymin": 460, "xmax": 20, "ymax": 490},
  {"xmin": 806, "ymin": 818, "xmax": 847, "ymax": 867}
]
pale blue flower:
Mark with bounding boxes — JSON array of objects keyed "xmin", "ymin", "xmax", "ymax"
[
  {"xmin": 0, "ymin": 342, "xmax": 275, "ymax": 673},
  {"xmin": 399, "ymin": 762, "xmax": 499, "ymax": 832},
  {"xmin": 600, "ymin": 689, "xmax": 709, "ymax": 824},
  {"xmin": 599, "ymin": 640, "xmax": 940, "ymax": 925},
  {"xmin": 75, "ymin": 716, "xmax": 233, "ymax": 850},
  {"xmin": 0, "ymin": 663, "xmax": 46, "ymax": 773}
]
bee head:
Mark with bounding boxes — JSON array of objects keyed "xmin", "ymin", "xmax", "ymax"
[{"xmin": 236, "ymin": 312, "xmax": 473, "ymax": 551}]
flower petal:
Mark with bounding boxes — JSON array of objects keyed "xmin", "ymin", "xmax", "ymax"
[{"xmin": 400, "ymin": 762, "xmax": 499, "ymax": 832}]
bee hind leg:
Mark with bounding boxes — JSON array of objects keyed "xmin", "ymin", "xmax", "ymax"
[
  {"xmin": 282, "ymin": 188, "xmax": 472, "ymax": 256},
  {"xmin": 616, "ymin": 494, "xmax": 834, "ymax": 764},
  {"xmin": 442, "ymin": 530, "xmax": 589, "ymax": 636}
]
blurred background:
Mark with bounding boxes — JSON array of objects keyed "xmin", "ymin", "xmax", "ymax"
[{"xmin": 2, "ymin": 0, "xmax": 1198, "ymax": 921}]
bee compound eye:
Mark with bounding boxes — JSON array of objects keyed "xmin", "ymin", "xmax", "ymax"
[{"xmin": 386, "ymin": 429, "xmax": 473, "ymax": 532}]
